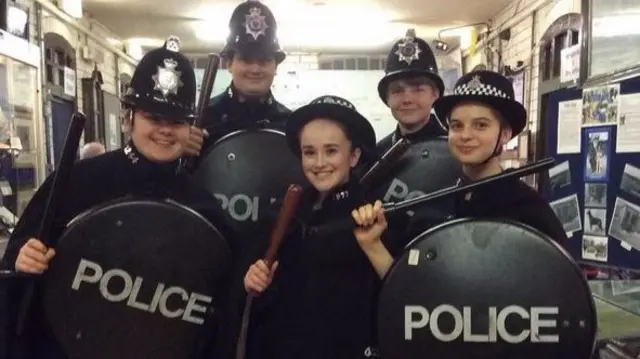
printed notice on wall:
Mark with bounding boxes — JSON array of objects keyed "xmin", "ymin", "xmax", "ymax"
[
  {"xmin": 557, "ymin": 99, "xmax": 582, "ymax": 154},
  {"xmin": 560, "ymin": 44, "xmax": 580, "ymax": 83},
  {"xmin": 616, "ymin": 93, "xmax": 640, "ymax": 153}
]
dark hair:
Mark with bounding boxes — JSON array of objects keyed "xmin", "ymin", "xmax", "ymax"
[{"xmin": 297, "ymin": 116, "xmax": 353, "ymax": 147}]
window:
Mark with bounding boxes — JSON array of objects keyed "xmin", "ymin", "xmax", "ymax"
[
  {"xmin": 570, "ymin": 30, "xmax": 579, "ymax": 46},
  {"xmin": 542, "ymin": 42, "xmax": 552, "ymax": 80},
  {"xmin": 44, "ymin": 36, "xmax": 74, "ymax": 88},
  {"xmin": 552, "ymin": 32, "xmax": 567, "ymax": 77}
]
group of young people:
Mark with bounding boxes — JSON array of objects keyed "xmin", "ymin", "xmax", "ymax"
[
  {"xmin": 240, "ymin": 68, "xmax": 567, "ymax": 359},
  {"xmin": 0, "ymin": 0, "xmax": 569, "ymax": 358}
]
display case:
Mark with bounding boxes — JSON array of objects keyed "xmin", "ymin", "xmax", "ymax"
[
  {"xmin": 591, "ymin": 280, "xmax": 640, "ymax": 357},
  {"xmin": 0, "ymin": 30, "xmax": 43, "ymax": 222}
]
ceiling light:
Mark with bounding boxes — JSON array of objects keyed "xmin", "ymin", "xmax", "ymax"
[
  {"xmin": 193, "ymin": 4, "xmax": 416, "ymax": 50},
  {"xmin": 434, "ymin": 40, "xmax": 449, "ymax": 52},
  {"xmin": 59, "ymin": 0, "xmax": 83, "ymax": 18}
]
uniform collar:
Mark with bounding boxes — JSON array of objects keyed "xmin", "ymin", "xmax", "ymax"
[
  {"xmin": 391, "ymin": 113, "xmax": 447, "ymax": 144},
  {"xmin": 123, "ymin": 142, "xmax": 182, "ymax": 187},
  {"xmin": 455, "ymin": 168, "xmax": 518, "ymax": 203},
  {"xmin": 226, "ymin": 84, "xmax": 275, "ymax": 105},
  {"xmin": 306, "ymin": 178, "xmax": 364, "ymax": 212}
]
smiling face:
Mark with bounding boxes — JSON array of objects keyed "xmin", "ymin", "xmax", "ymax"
[
  {"xmin": 299, "ymin": 118, "xmax": 361, "ymax": 193},
  {"xmin": 386, "ymin": 76, "xmax": 440, "ymax": 132},
  {"xmin": 228, "ymin": 54, "xmax": 277, "ymax": 97},
  {"xmin": 447, "ymin": 102, "xmax": 512, "ymax": 165},
  {"xmin": 130, "ymin": 110, "xmax": 189, "ymax": 163}
]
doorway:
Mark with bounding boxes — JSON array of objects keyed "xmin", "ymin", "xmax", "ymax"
[{"xmin": 50, "ymin": 99, "xmax": 74, "ymax": 167}]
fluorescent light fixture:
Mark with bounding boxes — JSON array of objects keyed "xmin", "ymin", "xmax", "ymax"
[
  {"xmin": 107, "ymin": 37, "xmax": 122, "ymax": 46},
  {"xmin": 7, "ymin": 5, "xmax": 28, "ymax": 36},
  {"xmin": 125, "ymin": 41, "xmax": 145, "ymax": 61},
  {"xmin": 59, "ymin": 0, "xmax": 83, "ymax": 19},
  {"xmin": 194, "ymin": 4, "xmax": 412, "ymax": 50}
]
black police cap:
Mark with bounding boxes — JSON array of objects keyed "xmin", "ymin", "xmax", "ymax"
[
  {"xmin": 286, "ymin": 95, "xmax": 376, "ymax": 159},
  {"xmin": 378, "ymin": 29, "xmax": 445, "ymax": 105},
  {"xmin": 221, "ymin": 0, "xmax": 285, "ymax": 64},
  {"xmin": 433, "ymin": 70, "xmax": 527, "ymax": 137},
  {"xmin": 121, "ymin": 36, "xmax": 196, "ymax": 122}
]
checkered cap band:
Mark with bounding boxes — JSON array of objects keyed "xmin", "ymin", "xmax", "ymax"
[{"xmin": 453, "ymin": 81, "xmax": 510, "ymax": 100}]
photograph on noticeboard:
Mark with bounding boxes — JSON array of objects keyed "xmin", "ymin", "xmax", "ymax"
[
  {"xmin": 585, "ymin": 183, "xmax": 607, "ymax": 208},
  {"xmin": 550, "ymin": 194, "xmax": 582, "ymax": 233},
  {"xmin": 584, "ymin": 127, "xmax": 611, "ymax": 182},
  {"xmin": 584, "ymin": 207, "xmax": 607, "ymax": 236},
  {"xmin": 581, "ymin": 235, "xmax": 608, "ymax": 262},
  {"xmin": 548, "ymin": 160, "xmax": 571, "ymax": 190},
  {"xmin": 616, "ymin": 93, "xmax": 640, "ymax": 153},
  {"xmin": 620, "ymin": 164, "xmax": 640, "ymax": 198},
  {"xmin": 581, "ymin": 84, "xmax": 620, "ymax": 126},
  {"xmin": 609, "ymin": 197, "xmax": 640, "ymax": 251}
]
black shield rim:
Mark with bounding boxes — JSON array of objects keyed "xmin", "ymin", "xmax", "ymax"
[
  {"xmin": 377, "ymin": 217, "xmax": 598, "ymax": 358},
  {"xmin": 43, "ymin": 199, "xmax": 230, "ymax": 359}
]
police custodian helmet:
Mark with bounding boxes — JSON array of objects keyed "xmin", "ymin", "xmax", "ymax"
[
  {"xmin": 378, "ymin": 29, "xmax": 445, "ymax": 104},
  {"xmin": 221, "ymin": 0, "xmax": 286, "ymax": 64},
  {"xmin": 121, "ymin": 36, "xmax": 196, "ymax": 122}
]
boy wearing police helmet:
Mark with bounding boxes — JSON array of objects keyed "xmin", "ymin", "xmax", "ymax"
[
  {"xmin": 374, "ymin": 29, "xmax": 461, "ymax": 236},
  {"xmin": 1, "ymin": 36, "xmax": 232, "ymax": 359},
  {"xmin": 183, "ymin": 0, "xmax": 290, "ymax": 159}
]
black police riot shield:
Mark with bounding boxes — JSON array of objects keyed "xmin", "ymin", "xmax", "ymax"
[
  {"xmin": 378, "ymin": 218, "xmax": 597, "ymax": 359},
  {"xmin": 43, "ymin": 199, "xmax": 231, "ymax": 359},
  {"xmin": 193, "ymin": 129, "xmax": 306, "ymax": 246},
  {"xmin": 375, "ymin": 138, "xmax": 461, "ymax": 203}
]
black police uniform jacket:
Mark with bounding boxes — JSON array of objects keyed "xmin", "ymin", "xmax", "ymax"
[
  {"xmin": 452, "ymin": 172, "xmax": 568, "ymax": 246},
  {"xmin": 246, "ymin": 179, "xmax": 398, "ymax": 359},
  {"xmin": 406, "ymin": 171, "xmax": 568, "ymax": 247},
  {"xmin": 0, "ymin": 144, "xmax": 233, "ymax": 359},
  {"xmin": 197, "ymin": 85, "xmax": 291, "ymax": 159},
  {"xmin": 376, "ymin": 113, "xmax": 448, "ymax": 155}
]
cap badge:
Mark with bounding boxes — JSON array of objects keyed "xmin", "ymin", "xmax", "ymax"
[
  {"xmin": 152, "ymin": 58, "xmax": 183, "ymax": 97},
  {"xmin": 245, "ymin": 7, "xmax": 269, "ymax": 40},
  {"xmin": 395, "ymin": 36, "xmax": 421, "ymax": 65},
  {"xmin": 315, "ymin": 96, "xmax": 355, "ymax": 110},
  {"xmin": 165, "ymin": 36, "xmax": 180, "ymax": 52},
  {"xmin": 467, "ymin": 75, "xmax": 483, "ymax": 90}
]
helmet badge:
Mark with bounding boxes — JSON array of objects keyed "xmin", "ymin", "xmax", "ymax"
[
  {"xmin": 244, "ymin": 7, "xmax": 269, "ymax": 40},
  {"xmin": 395, "ymin": 28, "xmax": 422, "ymax": 65},
  {"xmin": 165, "ymin": 35, "xmax": 181, "ymax": 52},
  {"xmin": 152, "ymin": 58, "xmax": 183, "ymax": 97},
  {"xmin": 466, "ymin": 75, "xmax": 483, "ymax": 90}
]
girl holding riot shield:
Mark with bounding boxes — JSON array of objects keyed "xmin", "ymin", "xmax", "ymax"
[
  {"xmin": 1, "ymin": 37, "xmax": 232, "ymax": 359},
  {"xmin": 352, "ymin": 70, "xmax": 568, "ymax": 280},
  {"xmin": 243, "ymin": 96, "xmax": 404, "ymax": 359},
  {"xmin": 431, "ymin": 70, "xmax": 567, "ymax": 244}
]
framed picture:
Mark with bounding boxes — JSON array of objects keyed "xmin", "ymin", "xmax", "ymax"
[{"xmin": 583, "ymin": 126, "xmax": 612, "ymax": 182}]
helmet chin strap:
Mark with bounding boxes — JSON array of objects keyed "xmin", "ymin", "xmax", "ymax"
[{"xmin": 480, "ymin": 124, "xmax": 504, "ymax": 165}]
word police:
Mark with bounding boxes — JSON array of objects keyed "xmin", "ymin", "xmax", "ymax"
[
  {"xmin": 383, "ymin": 179, "xmax": 425, "ymax": 202},
  {"xmin": 214, "ymin": 193, "xmax": 277, "ymax": 222},
  {"xmin": 71, "ymin": 259, "xmax": 212, "ymax": 325},
  {"xmin": 405, "ymin": 305, "xmax": 560, "ymax": 343}
]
